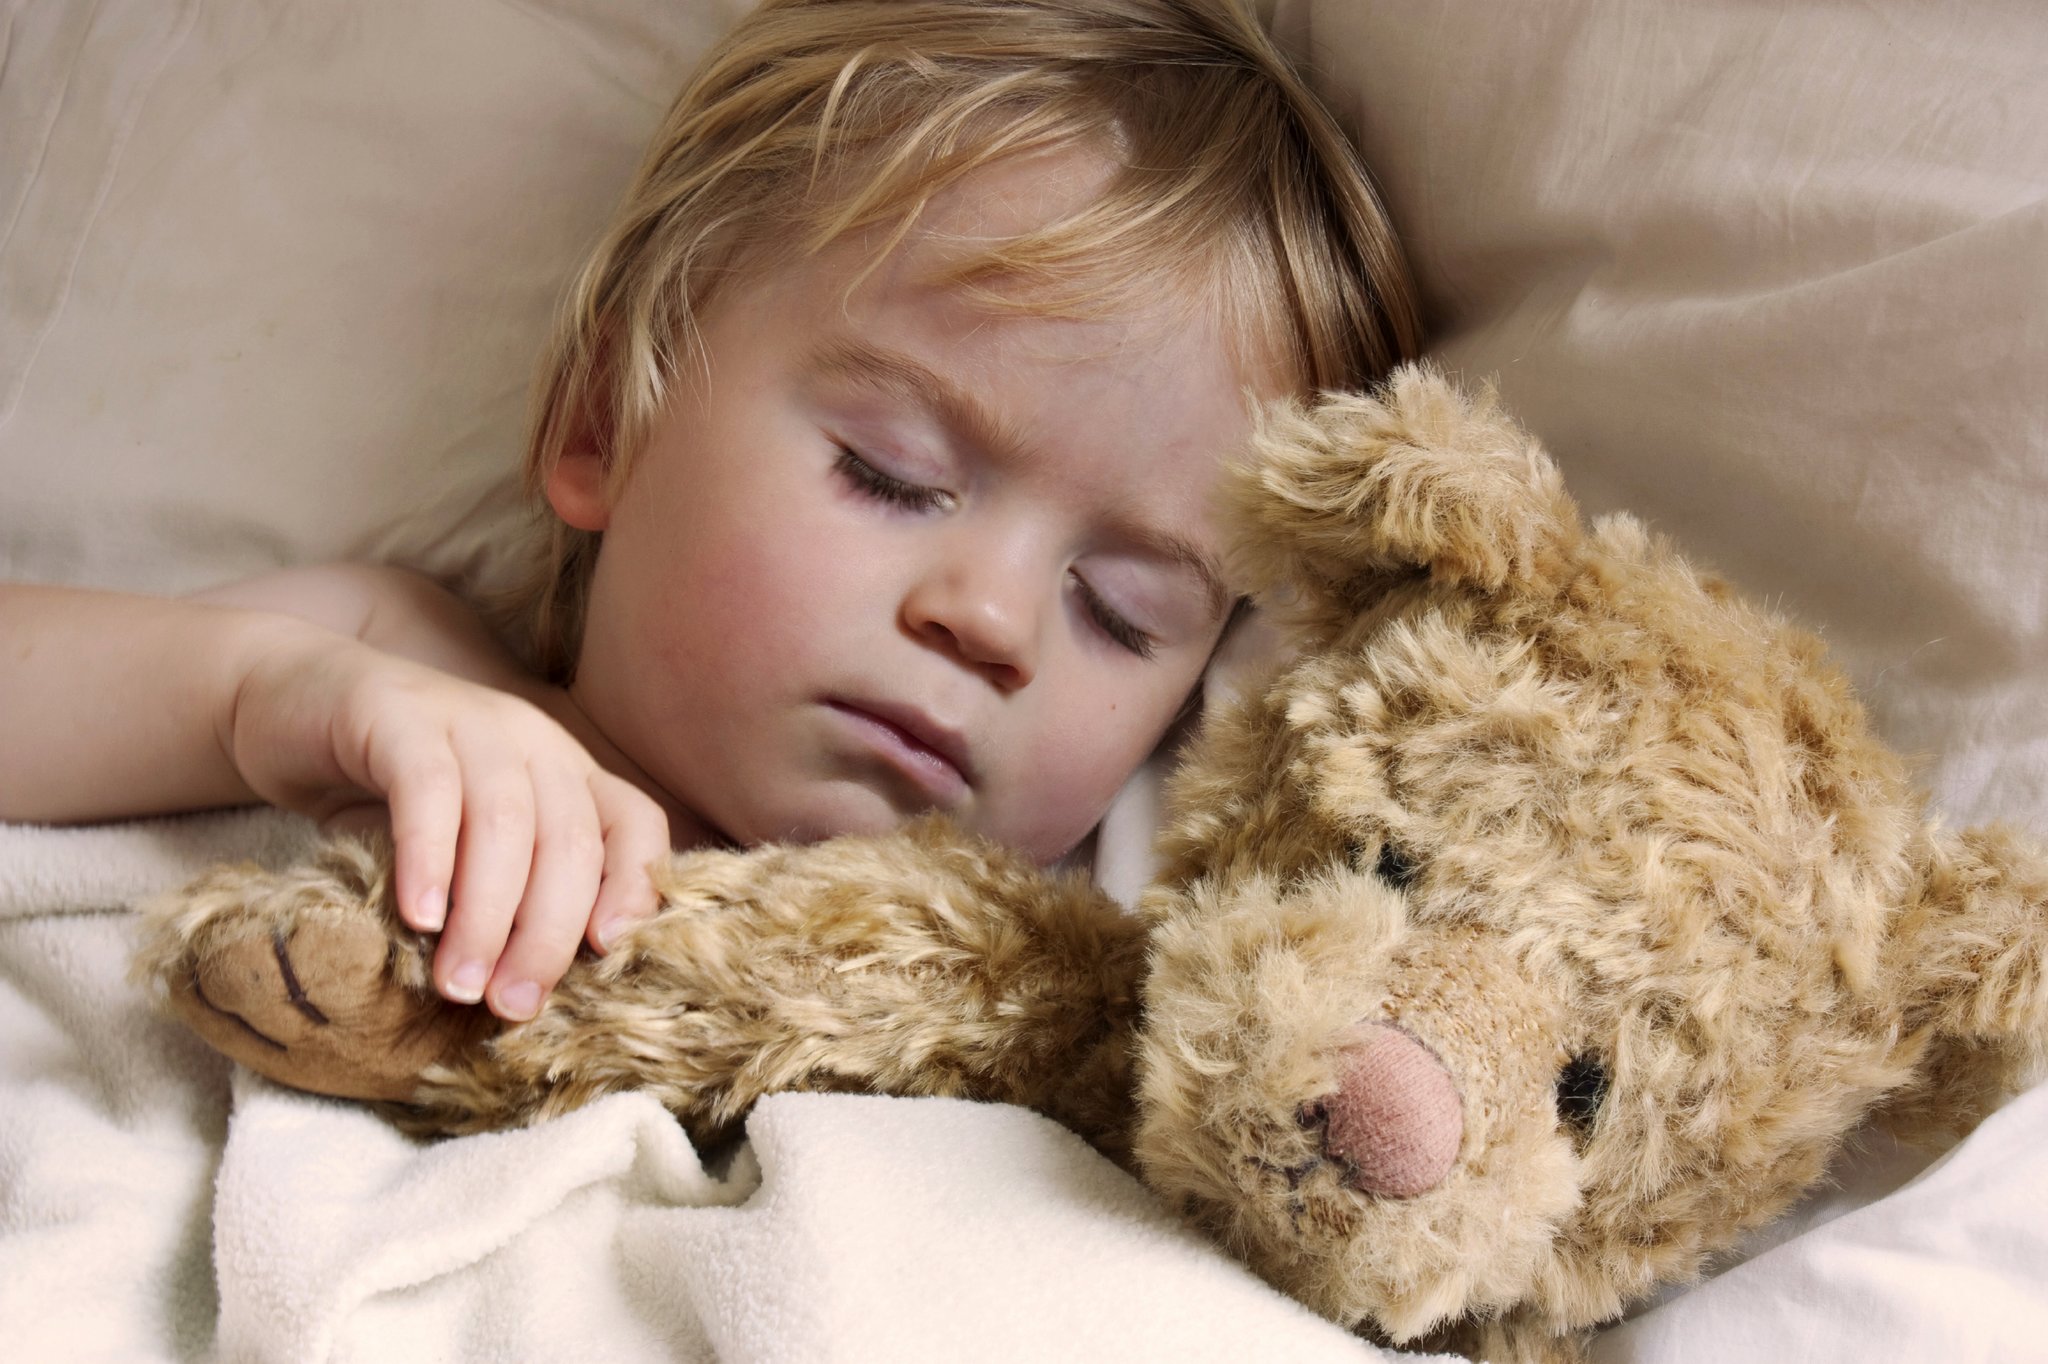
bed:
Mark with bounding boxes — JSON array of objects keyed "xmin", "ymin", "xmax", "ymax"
[{"xmin": 3, "ymin": 2, "xmax": 2045, "ymax": 1359}]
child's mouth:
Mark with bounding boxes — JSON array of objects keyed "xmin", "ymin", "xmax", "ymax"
[{"xmin": 825, "ymin": 699, "xmax": 973, "ymax": 805}]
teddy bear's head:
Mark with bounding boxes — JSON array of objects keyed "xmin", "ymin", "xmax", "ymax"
[{"xmin": 1127, "ymin": 366, "xmax": 2048, "ymax": 1351}]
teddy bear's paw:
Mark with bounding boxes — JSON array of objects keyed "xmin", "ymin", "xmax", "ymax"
[{"xmin": 134, "ymin": 834, "xmax": 496, "ymax": 1102}]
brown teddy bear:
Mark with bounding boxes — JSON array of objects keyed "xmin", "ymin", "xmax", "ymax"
[{"xmin": 134, "ymin": 365, "xmax": 2048, "ymax": 1362}]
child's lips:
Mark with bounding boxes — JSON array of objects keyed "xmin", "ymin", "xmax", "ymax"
[{"xmin": 826, "ymin": 699, "xmax": 974, "ymax": 804}]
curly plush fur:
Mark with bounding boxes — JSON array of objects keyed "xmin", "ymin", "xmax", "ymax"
[{"xmin": 134, "ymin": 365, "xmax": 2048, "ymax": 1362}]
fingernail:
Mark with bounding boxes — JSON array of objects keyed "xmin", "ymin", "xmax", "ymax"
[
  {"xmin": 446, "ymin": 959, "xmax": 487, "ymax": 1003},
  {"xmin": 417, "ymin": 886, "xmax": 446, "ymax": 932},
  {"xmin": 496, "ymin": 980, "xmax": 541, "ymax": 1021},
  {"xmin": 595, "ymin": 917, "xmax": 625, "ymax": 953}
]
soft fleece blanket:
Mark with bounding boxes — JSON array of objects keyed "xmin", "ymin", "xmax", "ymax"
[
  {"xmin": 10, "ymin": 812, "xmax": 2048, "ymax": 1364},
  {"xmin": 0, "ymin": 810, "xmax": 1401, "ymax": 1364}
]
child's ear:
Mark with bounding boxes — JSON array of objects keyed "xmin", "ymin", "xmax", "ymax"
[
  {"xmin": 544, "ymin": 443, "xmax": 611, "ymax": 532},
  {"xmin": 544, "ymin": 344, "xmax": 625, "ymax": 532}
]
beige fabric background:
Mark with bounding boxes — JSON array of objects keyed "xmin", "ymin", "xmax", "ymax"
[
  {"xmin": 0, "ymin": 0, "xmax": 744, "ymax": 593},
  {"xmin": 1276, "ymin": 0, "xmax": 2048, "ymax": 833}
]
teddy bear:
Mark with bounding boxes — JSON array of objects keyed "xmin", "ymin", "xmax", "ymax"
[{"xmin": 134, "ymin": 365, "xmax": 2048, "ymax": 1362}]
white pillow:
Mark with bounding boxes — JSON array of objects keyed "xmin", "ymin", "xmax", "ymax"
[
  {"xmin": 1276, "ymin": 0, "xmax": 2048, "ymax": 834},
  {"xmin": 0, "ymin": 0, "xmax": 744, "ymax": 596}
]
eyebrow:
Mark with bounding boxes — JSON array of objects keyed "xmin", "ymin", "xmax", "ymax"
[
  {"xmin": 1120, "ymin": 520, "xmax": 1233, "ymax": 622},
  {"xmin": 807, "ymin": 337, "xmax": 1029, "ymax": 468},
  {"xmin": 803, "ymin": 337, "xmax": 1233, "ymax": 620}
]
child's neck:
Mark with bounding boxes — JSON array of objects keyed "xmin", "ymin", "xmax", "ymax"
[{"xmin": 538, "ymin": 686, "xmax": 734, "ymax": 852}]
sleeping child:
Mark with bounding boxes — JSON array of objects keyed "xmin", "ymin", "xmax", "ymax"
[{"xmin": 0, "ymin": 0, "xmax": 1418, "ymax": 1024}]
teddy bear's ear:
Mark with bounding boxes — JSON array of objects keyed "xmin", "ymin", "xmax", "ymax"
[
  {"xmin": 1890, "ymin": 824, "xmax": 2048, "ymax": 1072},
  {"xmin": 1224, "ymin": 363, "xmax": 1583, "ymax": 638}
]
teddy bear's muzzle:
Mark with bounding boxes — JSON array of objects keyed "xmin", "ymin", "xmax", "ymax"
[{"xmin": 1309, "ymin": 1022, "xmax": 1463, "ymax": 1198}]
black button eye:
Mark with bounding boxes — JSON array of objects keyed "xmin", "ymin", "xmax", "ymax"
[
  {"xmin": 1374, "ymin": 842, "xmax": 1417, "ymax": 890},
  {"xmin": 1346, "ymin": 838, "xmax": 1418, "ymax": 888},
  {"xmin": 1556, "ymin": 1053, "xmax": 1609, "ymax": 1138}
]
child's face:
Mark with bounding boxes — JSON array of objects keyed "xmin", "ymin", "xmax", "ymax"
[{"xmin": 552, "ymin": 148, "xmax": 1285, "ymax": 862}]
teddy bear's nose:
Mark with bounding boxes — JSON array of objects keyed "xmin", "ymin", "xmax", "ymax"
[{"xmin": 1312, "ymin": 1022, "xmax": 1463, "ymax": 1198}]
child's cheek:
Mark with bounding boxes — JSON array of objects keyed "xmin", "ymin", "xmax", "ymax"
[
  {"xmin": 665, "ymin": 528, "xmax": 848, "ymax": 692},
  {"xmin": 994, "ymin": 692, "xmax": 1164, "ymax": 864}
]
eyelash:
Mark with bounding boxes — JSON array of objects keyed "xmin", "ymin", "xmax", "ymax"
[
  {"xmin": 1073, "ymin": 576, "xmax": 1157, "ymax": 660},
  {"xmin": 833, "ymin": 445, "xmax": 1158, "ymax": 661},
  {"xmin": 834, "ymin": 446, "xmax": 948, "ymax": 513}
]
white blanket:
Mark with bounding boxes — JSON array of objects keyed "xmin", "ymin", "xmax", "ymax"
[
  {"xmin": 0, "ymin": 810, "xmax": 1404, "ymax": 1364},
  {"xmin": 8, "ymin": 812, "xmax": 2047, "ymax": 1364}
]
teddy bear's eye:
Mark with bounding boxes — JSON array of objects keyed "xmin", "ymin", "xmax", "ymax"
[
  {"xmin": 1556, "ymin": 1053, "xmax": 1609, "ymax": 1138},
  {"xmin": 1373, "ymin": 842, "xmax": 1418, "ymax": 890},
  {"xmin": 1345, "ymin": 838, "xmax": 1417, "ymax": 889}
]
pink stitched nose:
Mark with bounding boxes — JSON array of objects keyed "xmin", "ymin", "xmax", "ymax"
[{"xmin": 1315, "ymin": 1022, "xmax": 1463, "ymax": 1198}]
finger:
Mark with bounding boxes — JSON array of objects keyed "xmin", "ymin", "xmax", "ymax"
[
  {"xmin": 372, "ymin": 741, "xmax": 462, "ymax": 933},
  {"xmin": 434, "ymin": 747, "xmax": 537, "ymax": 1005},
  {"xmin": 319, "ymin": 801, "xmax": 389, "ymax": 842},
  {"xmin": 587, "ymin": 774, "xmax": 671, "ymax": 954},
  {"xmin": 486, "ymin": 763, "xmax": 605, "ymax": 1021}
]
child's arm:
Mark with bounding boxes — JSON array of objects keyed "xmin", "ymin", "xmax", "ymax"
[
  {"xmin": 0, "ymin": 581, "xmax": 283, "ymax": 822},
  {"xmin": 188, "ymin": 563, "xmax": 542, "ymax": 701},
  {"xmin": 0, "ymin": 571, "xmax": 670, "ymax": 1020}
]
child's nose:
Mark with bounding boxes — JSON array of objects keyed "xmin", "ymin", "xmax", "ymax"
[{"xmin": 902, "ymin": 546, "xmax": 1040, "ymax": 689}]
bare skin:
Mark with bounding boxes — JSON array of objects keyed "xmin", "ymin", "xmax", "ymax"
[
  {"xmin": 0, "ymin": 569, "xmax": 682, "ymax": 1021},
  {"xmin": 1, "ymin": 146, "xmax": 1283, "ymax": 1025}
]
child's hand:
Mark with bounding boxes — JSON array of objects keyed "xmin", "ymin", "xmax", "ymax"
[{"xmin": 226, "ymin": 625, "xmax": 670, "ymax": 1020}]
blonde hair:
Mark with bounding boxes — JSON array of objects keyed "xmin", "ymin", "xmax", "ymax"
[{"xmin": 514, "ymin": 0, "xmax": 1422, "ymax": 680}]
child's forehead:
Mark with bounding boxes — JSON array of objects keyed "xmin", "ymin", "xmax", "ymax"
[
  {"xmin": 905, "ymin": 141, "xmax": 1118, "ymax": 254},
  {"xmin": 789, "ymin": 141, "xmax": 1298, "ymax": 401},
  {"xmin": 761, "ymin": 236, "xmax": 1276, "ymax": 464}
]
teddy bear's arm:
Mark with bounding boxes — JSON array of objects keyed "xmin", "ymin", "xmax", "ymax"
[
  {"xmin": 136, "ymin": 820, "xmax": 1146, "ymax": 1152},
  {"xmin": 411, "ymin": 819, "xmax": 1150, "ymax": 1155}
]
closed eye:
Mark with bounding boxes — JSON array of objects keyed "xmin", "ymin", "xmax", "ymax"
[
  {"xmin": 1071, "ymin": 574, "xmax": 1156, "ymax": 660},
  {"xmin": 835, "ymin": 446, "xmax": 949, "ymax": 513}
]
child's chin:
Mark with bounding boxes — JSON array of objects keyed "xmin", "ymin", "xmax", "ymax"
[{"xmin": 719, "ymin": 783, "xmax": 922, "ymax": 849}]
